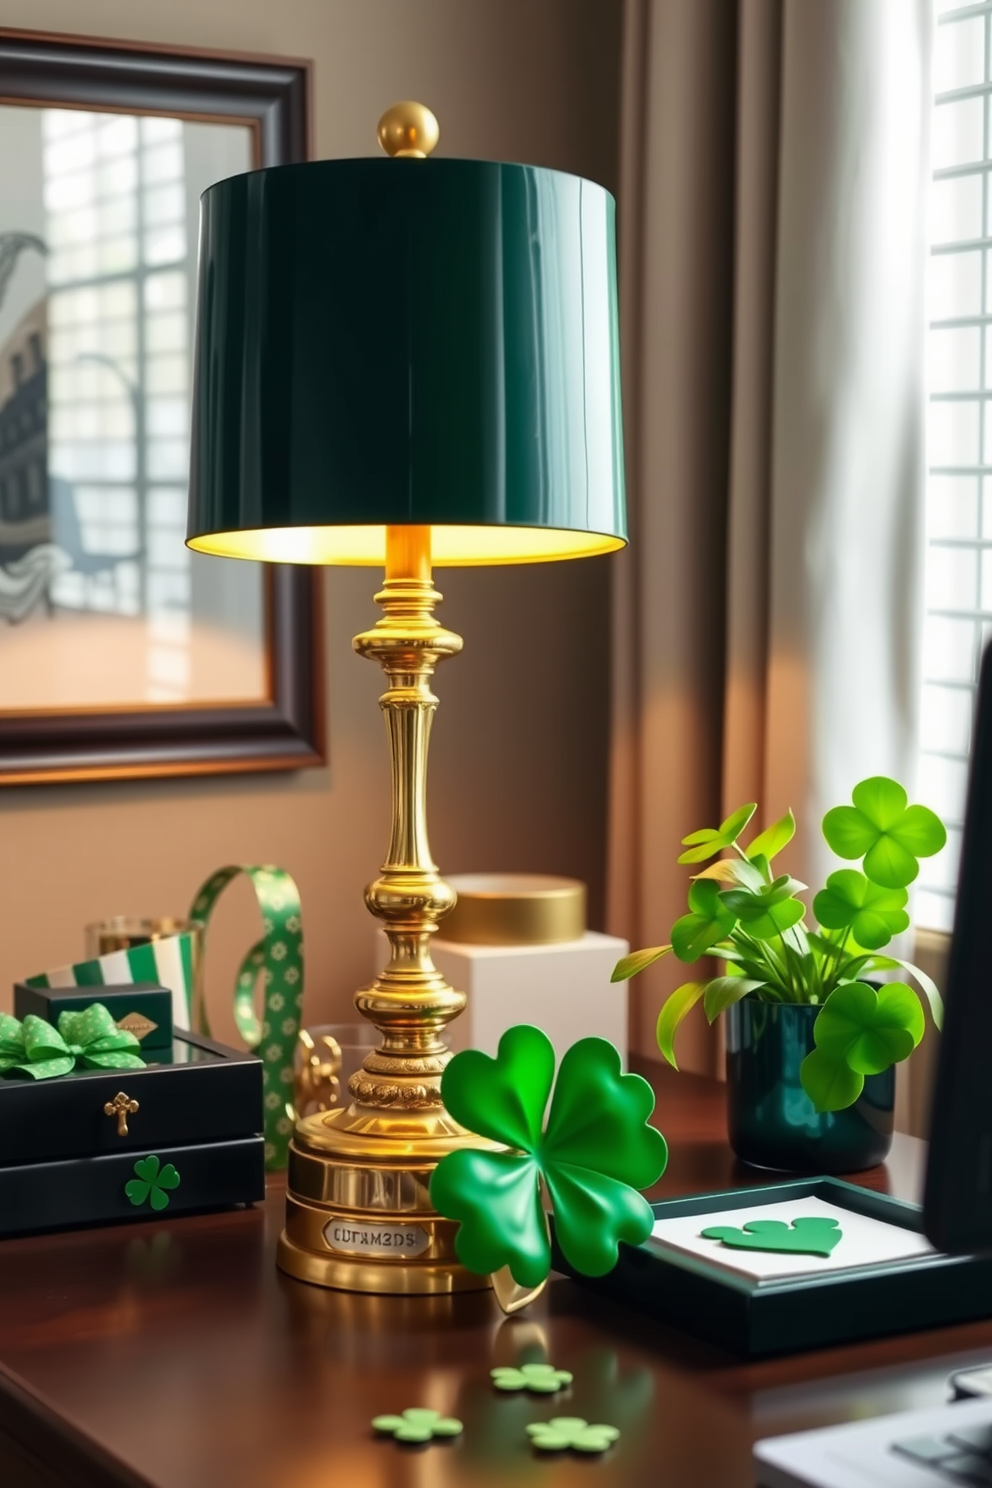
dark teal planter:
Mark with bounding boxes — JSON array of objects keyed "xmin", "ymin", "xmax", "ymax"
[{"xmin": 726, "ymin": 1000, "xmax": 894, "ymax": 1174}]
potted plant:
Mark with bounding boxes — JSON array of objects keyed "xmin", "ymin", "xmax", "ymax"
[{"xmin": 611, "ymin": 777, "xmax": 946, "ymax": 1172}]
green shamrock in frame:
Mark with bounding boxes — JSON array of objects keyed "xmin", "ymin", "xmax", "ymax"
[
  {"xmin": 822, "ymin": 777, "xmax": 945, "ymax": 889},
  {"xmin": 701, "ymin": 1216, "xmax": 843, "ymax": 1258},
  {"xmin": 371, "ymin": 1409, "xmax": 463, "ymax": 1443},
  {"xmin": 429, "ymin": 1025, "xmax": 668, "ymax": 1289},
  {"xmin": 526, "ymin": 1418, "xmax": 620, "ymax": 1453},
  {"xmin": 491, "ymin": 1363, "xmax": 573, "ymax": 1394},
  {"xmin": 125, "ymin": 1155, "xmax": 181, "ymax": 1212}
]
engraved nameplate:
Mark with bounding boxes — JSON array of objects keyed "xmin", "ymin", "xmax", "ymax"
[{"xmin": 323, "ymin": 1220, "xmax": 430, "ymax": 1259}]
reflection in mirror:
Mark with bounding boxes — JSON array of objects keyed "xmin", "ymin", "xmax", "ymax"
[{"xmin": 0, "ymin": 107, "xmax": 265, "ymax": 710}]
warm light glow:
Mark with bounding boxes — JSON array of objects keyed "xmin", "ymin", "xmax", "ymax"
[{"xmin": 187, "ymin": 524, "xmax": 626, "ymax": 566}]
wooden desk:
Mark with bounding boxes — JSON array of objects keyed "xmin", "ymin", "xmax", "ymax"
[{"xmin": 1, "ymin": 1063, "xmax": 988, "ymax": 1488}]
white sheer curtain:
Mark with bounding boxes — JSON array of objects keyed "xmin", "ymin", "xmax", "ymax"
[{"xmin": 609, "ymin": 0, "xmax": 933, "ymax": 1071}]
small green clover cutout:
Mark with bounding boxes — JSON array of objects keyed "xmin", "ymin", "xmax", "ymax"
[
  {"xmin": 526, "ymin": 1418, "xmax": 620, "ymax": 1454},
  {"xmin": 371, "ymin": 1409, "xmax": 463, "ymax": 1443},
  {"xmin": 702, "ymin": 1217, "xmax": 843, "ymax": 1257},
  {"xmin": 491, "ymin": 1363, "xmax": 573, "ymax": 1394},
  {"xmin": 429, "ymin": 1025, "xmax": 668, "ymax": 1289},
  {"xmin": 125, "ymin": 1155, "xmax": 181, "ymax": 1212},
  {"xmin": 822, "ymin": 777, "xmax": 945, "ymax": 889}
]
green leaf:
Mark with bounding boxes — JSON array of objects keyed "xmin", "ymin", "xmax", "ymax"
[
  {"xmin": 430, "ymin": 1148, "xmax": 549, "ymax": 1287},
  {"xmin": 799, "ymin": 1048, "xmax": 865, "ymax": 1112},
  {"xmin": 702, "ymin": 977, "xmax": 765, "ymax": 1022},
  {"xmin": 746, "ymin": 809, "xmax": 796, "ymax": 863},
  {"xmin": 692, "ymin": 858, "xmax": 765, "ymax": 890},
  {"xmin": 718, "ymin": 878, "xmax": 806, "ymax": 940},
  {"xmin": 671, "ymin": 880, "xmax": 737, "ymax": 961},
  {"xmin": 439, "ymin": 1023, "xmax": 554, "ymax": 1150},
  {"xmin": 864, "ymin": 954, "xmax": 944, "ymax": 1030},
  {"xmin": 812, "ymin": 871, "xmax": 909, "ymax": 951},
  {"xmin": 812, "ymin": 981, "xmax": 924, "ymax": 1074},
  {"xmin": 822, "ymin": 776, "xmax": 947, "ymax": 889},
  {"xmin": 656, "ymin": 981, "xmax": 707, "ymax": 1067},
  {"xmin": 677, "ymin": 804, "xmax": 757, "ymax": 864},
  {"xmin": 610, "ymin": 945, "xmax": 671, "ymax": 982}
]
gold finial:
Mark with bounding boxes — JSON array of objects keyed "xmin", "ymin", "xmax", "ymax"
[{"xmin": 377, "ymin": 101, "xmax": 439, "ymax": 159}]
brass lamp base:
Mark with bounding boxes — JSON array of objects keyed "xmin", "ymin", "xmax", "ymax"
[{"xmin": 277, "ymin": 524, "xmax": 494, "ymax": 1296}]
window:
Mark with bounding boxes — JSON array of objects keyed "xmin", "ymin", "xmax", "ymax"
[{"xmin": 918, "ymin": 2, "xmax": 992, "ymax": 929}]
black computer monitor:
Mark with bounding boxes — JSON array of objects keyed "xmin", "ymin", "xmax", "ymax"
[{"xmin": 923, "ymin": 641, "xmax": 992, "ymax": 1252}]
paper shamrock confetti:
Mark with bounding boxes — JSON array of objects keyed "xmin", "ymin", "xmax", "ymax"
[
  {"xmin": 371, "ymin": 1409, "xmax": 463, "ymax": 1443},
  {"xmin": 429, "ymin": 1025, "xmax": 668, "ymax": 1288},
  {"xmin": 526, "ymin": 1418, "xmax": 620, "ymax": 1453},
  {"xmin": 125, "ymin": 1155, "xmax": 181, "ymax": 1212},
  {"xmin": 491, "ymin": 1363, "xmax": 573, "ymax": 1394},
  {"xmin": 701, "ymin": 1216, "xmax": 843, "ymax": 1257}
]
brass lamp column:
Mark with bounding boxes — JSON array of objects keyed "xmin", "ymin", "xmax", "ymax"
[{"xmin": 185, "ymin": 102, "xmax": 627, "ymax": 1295}]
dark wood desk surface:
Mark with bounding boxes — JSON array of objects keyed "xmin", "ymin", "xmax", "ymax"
[{"xmin": 1, "ymin": 1062, "xmax": 989, "ymax": 1488}]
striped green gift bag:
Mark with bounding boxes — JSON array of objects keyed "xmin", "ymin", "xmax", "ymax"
[{"xmin": 24, "ymin": 864, "xmax": 304, "ymax": 1170}]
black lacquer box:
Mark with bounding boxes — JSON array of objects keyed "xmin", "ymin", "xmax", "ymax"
[{"xmin": 0, "ymin": 1030, "xmax": 265, "ymax": 1238}]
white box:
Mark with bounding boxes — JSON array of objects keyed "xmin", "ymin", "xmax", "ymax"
[{"xmin": 374, "ymin": 929, "xmax": 629, "ymax": 1064}]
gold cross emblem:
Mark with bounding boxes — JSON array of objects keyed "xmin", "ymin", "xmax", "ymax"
[{"xmin": 103, "ymin": 1091, "xmax": 140, "ymax": 1137}]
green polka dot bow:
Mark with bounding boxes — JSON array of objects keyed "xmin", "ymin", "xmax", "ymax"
[{"xmin": 0, "ymin": 1006, "xmax": 145, "ymax": 1080}]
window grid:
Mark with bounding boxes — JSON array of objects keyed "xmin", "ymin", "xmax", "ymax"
[{"xmin": 919, "ymin": 2, "xmax": 992, "ymax": 929}]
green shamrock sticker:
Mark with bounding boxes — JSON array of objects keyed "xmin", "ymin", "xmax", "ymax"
[
  {"xmin": 371, "ymin": 1409, "xmax": 463, "ymax": 1443},
  {"xmin": 822, "ymin": 777, "xmax": 945, "ymax": 889},
  {"xmin": 125, "ymin": 1155, "xmax": 181, "ymax": 1212},
  {"xmin": 429, "ymin": 1025, "xmax": 668, "ymax": 1288},
  {"xmin": 701, "ymin": 1216, "xmax": 843, "ymax": 1257},
  {"xmin": 526, "ymin": 1418, "xmax": 620, "ymax": 1453},
  {"xmin": 800, "ymin": 980, "xmax": 924, "ymax": 1112},
  {"xmin": 491, "ymin": 1363, "xmax": 573, "ymax": 1394}
]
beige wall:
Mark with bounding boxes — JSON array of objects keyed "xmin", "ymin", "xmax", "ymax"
[{"xmin": 0, "ymin": 1, "xmax": 623, "ymax": 1048}]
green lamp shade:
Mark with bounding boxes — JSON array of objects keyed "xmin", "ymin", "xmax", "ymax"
[{"xmin": 186, "ymin": 158, "xmax": 625, "ymax": 566}]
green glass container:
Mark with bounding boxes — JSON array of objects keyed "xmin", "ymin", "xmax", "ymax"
[{"xmin": 726, "ymin": 1001, "xmax": 894, "ymax": 1174}]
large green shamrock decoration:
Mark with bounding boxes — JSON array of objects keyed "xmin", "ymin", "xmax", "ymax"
[
  {"xmin": 429, "ymin": 1026, "xmax": 668, "ymax": 1288},
  {"xmin": 125, "ymin": 1154, "xmax": 181, "ymax": 1211},
  {"xmin": 812, "ymin": 870, "xmax": 910, "ymax": 950},
  {"xmin": 371, "ymin": 1409, "xmax": 463, "ymax": 1443},
  {"xmin": 0, "ymin": 1006, "xmax": 145, "ymax": 1080},
  {"xmin": 800, "ymin": 980, "xmax": 924, "ymax": 1112},
  {"xmin": 702, "ymin": 1216, "xmax": 843, "ymax": 1257},
  {"xmin": 526, "ymin": 1418, "xmax": 620, "ymax": 1453},
  {"xmin": 822, "ymin": 777, "xmax": 946, "ymax": 889}
]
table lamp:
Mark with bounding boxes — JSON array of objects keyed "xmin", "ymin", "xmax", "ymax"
[{"xmin": 186, "ymin": 103, "xmax": 626, "ymax": 1296}]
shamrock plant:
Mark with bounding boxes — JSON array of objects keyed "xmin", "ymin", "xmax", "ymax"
[
  {"xmin": 429, "ymin": 1025, "xmax": 668, "ymax": 1289},
  {"xmin": 612, "ymin": 776, "xmax": 945, "ymax": 1113}
]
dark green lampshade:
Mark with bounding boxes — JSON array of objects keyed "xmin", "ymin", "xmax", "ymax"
[{"xmin": 186, "ymin": 158, "xmax": 625, "ymax": 566}]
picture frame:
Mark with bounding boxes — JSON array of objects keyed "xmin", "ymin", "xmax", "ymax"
[
  {"xmin": 0, "ymin": 28, "xmax": 323, "ymax": 784},
  {"xmin": 553, "ymin": 1178, "xmax": 992, "ymax": 1357}
]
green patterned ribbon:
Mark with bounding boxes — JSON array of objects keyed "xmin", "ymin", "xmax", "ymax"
[
  {"xmin": 0, "ymin": 1005, "xmax": 145, "ymax": 1080},
  {"xmin": 188, "ymin": 865, "xmax": 304, "ymax": 1170}
]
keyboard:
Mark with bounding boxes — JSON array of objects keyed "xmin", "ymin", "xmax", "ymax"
[{"xmin": 894, "ymin": 1423, "xmax": 992, "ymax": 1483}]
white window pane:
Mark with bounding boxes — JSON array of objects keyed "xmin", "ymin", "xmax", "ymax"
[
  {"xmin": 929, "ymin": 326, "xmax": 981, "ymax": 391},
  {"xmin": 147, "ymin": 529, "xmax": 189, "ymax": 568},
  {"xmin": 921, "ymin": 683, "xmax": 974, "ymax": 754},
  {"xmin": 45, "ymin": 132, "xmax": 97, "ymax": 176},
  {"xmin": 924, "ymin": 615, "xmax": 980, "ymax": 680},
  {"xmin": 930, "ymin": 250, "xmax": 981, "ymax": 319},
  {"xmin": 74, "ymin": 487, "xmax": 137, "ymax": 524},
  {"xmin": 917, "ymin": 827, "xmax": 963, "ymax": 893},
  {"xmin": 919, "ymin": 752, "xmax": 970, "ymax": 822},
  {"xmin": 928, "ymin": 475, "xmax": 979, "ymax": 536},
  {"xmin": 928, "ymin": 399, "xmax": 980, "ymax": 464},
  {"xmin": 142, "ymin": 141, "xmax": 184, "ymax": 183},
  {"xmin": 147, "ymin": 439, "xmax": 189, "ymax": 480},
  {"xmin": 98, "ymin": 198, "xmax": 137, "ymax": 237},
  {"xmin": 98, "ymin": 282, "xmax": 137, "ymax": 320},
  {"xmin": 913, "ymin": 889, "xmax": 955, "ymax": 932},
  {"xmin": 148, "ymin": 487, "xmax": 187, "ymax": 525},
  {"xmin": 43, "ymin": 109, "xmax": 88, "ymax": 141},
  {"xmin": 148, "ymin": 572, "xmax": 191, "ymax": 607},
  {"xmin": 928, "ymin": 546, "xmax": 979, "ymax": 609},
  {"xmin": 97, "ymin": 236, "xmax": 138, "ymax": 274},
  {"xmin": 147, "ymin": 397, "xmax": 188, "ymax": 438},
  {"xmin": 934, "ymin": 15, "xmax": 985, "ymax": 92},
  {"xmin": 45, "ymin": 171, "xmax": 96, "ymax": 213},
  {"xmin": 143, "ymin": 228, "xmax": 185, "ymax": 266},
  {"xmin": 982, "ymin": 549, "xmax": 992, "ymax": 609},
  {"xmin": 146, "ymin": 313, "xmax": 186, "ymax": 354},
  {"xmin": 144, "ymin": 272, "xmax": 186, "ymax": 312},
  {"xmin": 931, "ymin": 173, "xmax": 983, "ymax": 245},
  {"xmin": 97, "ymin": 115, "xmax": 138, "ymax": 157},
  {"xmin": 141, "ymin": 116, "xmax": 182, "ymax": 145},
  {"xmin": 146, "ymin": 355, "xmax": 187, "ymax": 395},
  {"xmin": 98, "ymin": 157, "xmax": 138, "ymax": 197},
  {"xmin": 933, "ymin": 96, "xmax": 985, "ymax": 170},
  {"xmin": 143, "ymin": 183, "xmax": 184, "ymax": 227}
]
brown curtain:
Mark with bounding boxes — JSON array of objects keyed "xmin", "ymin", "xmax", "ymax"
[{"xmin": 609, "ymin": 0, "xmax": 932, "ymax": 1075}]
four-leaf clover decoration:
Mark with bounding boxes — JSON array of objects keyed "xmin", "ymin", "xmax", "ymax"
[
  {"xmin": 491, "ymin": 1363, "xmax": 573, "ymax": 1394},
  {"xmin": 125, "ymin": 1155, "xmax": 181, "ymax": 1211},
  {"xmin": 371, "ymin": 1409, "xmax": 463, "ymax": 1443},
  {"xmin": 800, "ymin": 980, "xmax": 925, "ymax": 1112},
  {"xmin": 526, "ymin": 1418, "xmax": 620, "ymax": 1453},
  {"xmin": 429, "ymin": 1025, "xmax": 668, "ymax": 1288}
]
